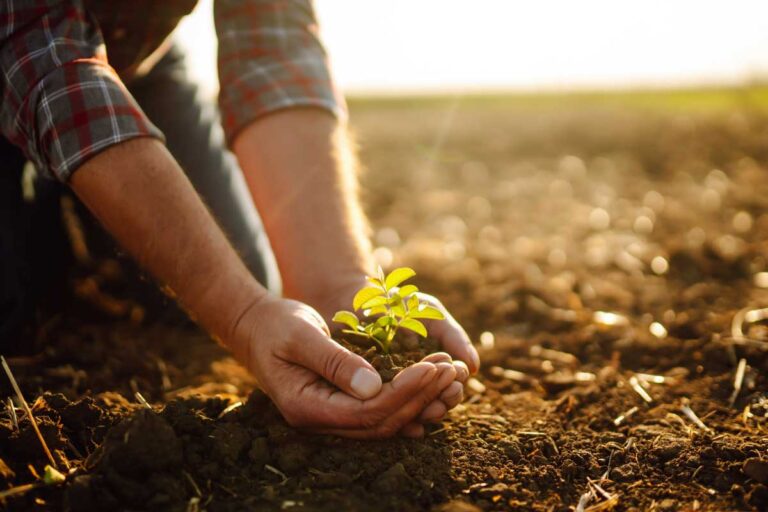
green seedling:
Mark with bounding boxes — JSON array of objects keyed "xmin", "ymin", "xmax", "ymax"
[{"xmin": 332, "ymin": 267, "xmax": 445, "ymax": 354}]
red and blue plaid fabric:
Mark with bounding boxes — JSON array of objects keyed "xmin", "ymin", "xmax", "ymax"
[{"xmin": 0, "ymin": 0, "xmax": 344, "ymax": 181}]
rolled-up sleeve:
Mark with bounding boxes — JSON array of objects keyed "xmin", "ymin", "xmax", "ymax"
[
  {"xmin": 0, "ymin": 0, "xmax": 164, "ymax": 181},
  {"xmin": 214, "ymin": 0, "xmax": 346, "ymax": 146}
]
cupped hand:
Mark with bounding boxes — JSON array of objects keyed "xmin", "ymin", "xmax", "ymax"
[
  {"xmin": 312, "ymin": 280, "xmax": 481, "ymax": 432},
  {"xmin": 227, "ymin": 296, "xmax": 458, "ymax": 439}
]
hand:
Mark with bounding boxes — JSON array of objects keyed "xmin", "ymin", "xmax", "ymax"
[
  {"xmin": 312, "ymin": 279, "xmax": 481, "ymax": 431},
  {"xmin": 227, "ymin": 295, "xmax": 458, "ymax": 439}
]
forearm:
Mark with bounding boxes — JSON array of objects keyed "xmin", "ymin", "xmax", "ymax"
[
  {"xmin": 233, "ymin": 109, "xmax": 374, "ymax": 308},
  {"xmin": 70, "ymin": 138, "xmax": 267, "ymax": 343}
]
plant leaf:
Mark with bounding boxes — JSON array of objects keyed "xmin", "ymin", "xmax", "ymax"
[
  {"xmin": 391, "ymin": 301, "xmax": 406, "ymax": 318},
  {"xmin": 397, "ymin": 284, "xmax": 419, "ymax": 298},
  {"xmin": 43, "ymin": 465, "xmax": 66, "ymax": 485},
  {"xmin": 407, "ymin": 295, "xmax": 420, "ymax": 311},
  {"xmin": 400, "ymin": 318, "xmax": 427, "ymax": 337},
  {"xmin": 384, "ymin": 267, "xmax": 416, "ymax": 289},
  {"xmin": 332, "ymin": 311, "xmax": 360, "ymax": 330},
  {"xmin": 353, "ymin": 287, "xmax": 385, "ymax": 310},
  {"xmin": 366, "ymin": 276, "xmax": 383, "ymax": 288},
  {"xmin": 364, "ymin": 305, "xmax": 388, "ymax": 317},
  {"xmin": 375, "ymin": 316, "xmax": 396, "ymax": 328},
  {"xmin": 410, "ymin": 305, "xmax": 445, "ymax": 320},
  {"xmin": 360, "ymin": 296, "xmax": 388, "ymax": 309}
]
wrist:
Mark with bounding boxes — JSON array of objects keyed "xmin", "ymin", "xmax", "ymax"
[
  {"xmin": 189, "ymin": 269, "xmax": 269, "ymax": 347},
  {"xmin": 298, "ymin": 271, "xmax": 370, "ymax": 322}
]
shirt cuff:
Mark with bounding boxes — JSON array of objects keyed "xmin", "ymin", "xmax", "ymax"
[
  {"xmin": 218, "ymin": 49, "xmax": 347, "ymax": 146},
  {"xmin": 25, "ymin": 60, "xmax": 164, "ymax": 181}
]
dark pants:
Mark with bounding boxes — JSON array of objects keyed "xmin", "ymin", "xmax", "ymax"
[{"xmin": 0, "ymin": 44, "xmax": 279, "ymax": 345}]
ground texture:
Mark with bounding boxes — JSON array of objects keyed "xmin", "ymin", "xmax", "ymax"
[{"xmin": 2, "ymin": 91, "xmax": 768, "ymax": 511}]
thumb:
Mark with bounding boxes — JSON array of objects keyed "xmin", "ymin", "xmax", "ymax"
[{"xmin": 290, "ymin": 327, "xmax": 383, "ymax": 400}]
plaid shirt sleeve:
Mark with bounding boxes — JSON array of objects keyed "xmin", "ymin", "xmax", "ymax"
[
  {"xmin": 214, "ymin": 0, "xmax": 346, "ymax": 146},
  {"xmin": 0, "ymin": 0, "xmax": 163, "ymax": 182}
]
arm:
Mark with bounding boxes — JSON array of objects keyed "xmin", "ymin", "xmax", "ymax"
[
  {"xmin": 233, "ymin": 110, "xmax": 481, "ymax": 372},
  {"xmin": 214, "ymin": 0, "xmax": 479, "ymax": 377},
  {"xmin": 70, "ymin": 138, "xmax": 458, "ymax": 438},
  {"xmin": 232, "ymin": 109, "xmax": 372, "ymax": 310}
]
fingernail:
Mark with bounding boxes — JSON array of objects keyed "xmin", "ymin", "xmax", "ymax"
[
  {"xmin": 351, "ymin": 368, "xmax": 381, "ymax": 399},
  {"xmin": 470, "ymin": 346, "xmax": 481, "ymax": 372}
]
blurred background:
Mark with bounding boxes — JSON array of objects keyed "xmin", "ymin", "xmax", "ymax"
[{"xmin": 178, "ymin": 0, "xmax": 768, "ymax": 97}]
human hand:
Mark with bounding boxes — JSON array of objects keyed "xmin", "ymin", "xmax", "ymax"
[
  {"xmin": 311, "ymin": 278, "xmax": 481, "ymax": 431},
  {"xmin": 226, "ymin": 295, "xmax": 458, "ymax": 439}
]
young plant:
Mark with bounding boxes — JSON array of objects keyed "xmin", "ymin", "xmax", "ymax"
[{"xmin": 332, "ymin": 267, "xmax": 445, "ymax": 354}]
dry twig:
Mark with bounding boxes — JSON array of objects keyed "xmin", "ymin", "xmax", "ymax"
[
  {"xmin": 728, "ymin": 358, "xmax": 747, "ymax": 408},
  {"xmin": 730, "ymin": 307, "xmax": 768, "ymax": 349},
  {"xmin": 680, "ymin": 399, "xmax": 712, "ymax": 433},
  {"xmin": 134, "ymin": 391, "xmax": 152, "ymax": 410},
  {"xmin": 613, "ymin": 406, "xmax": 639, "ymax": 426},
  {"xmin": 628, "ymin": 376, "xmax": 653, "ymax": 403},
  {"xmin": 1, "ymin": 356, "xmax": 57, "ymax": 469}
]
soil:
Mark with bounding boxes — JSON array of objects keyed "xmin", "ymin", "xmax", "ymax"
[
  {"xmin": 2, "ymin": 93, "xmax": 768, "ymax": 511},
  {"xmin": 337, "ymin": 331, "xmax": 440, "ymax": 381}
]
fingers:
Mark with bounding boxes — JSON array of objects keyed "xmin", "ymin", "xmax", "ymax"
[
  {"xmin": 286, "ymin": 322, "xmax": 382, "ymax": 400},
  {"xmin": 440, "ymin": 380, "xmax": 464, "ymax": 409},
  {"xmin": 419, "ymin": 400, "xmax": 447, "ymax": 422},
  {"xmin": 422, "ymin": 352, "xmax": 468, "ymax": 383},
  {"xmin": 314, "ymin": 362, "xmax": 457, "ymax": 439},
  {"xmin": 283, "ymin": 361, "xmax": 437, "ymax": 429},
  {"xmin": 416, "ymin": 294, "xmax": 480, "ymax": 374},
  {"xmin": 418, "ymin": 381, "xmax": 463, "ymax": 424}
]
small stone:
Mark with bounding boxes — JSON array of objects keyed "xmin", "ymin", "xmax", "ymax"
[
  {"xmin": 743, "ymin": 458, "xmax": 768, "ymax": 484},
  {"xmin": 748, "ymin": 484, "xmax": 768, "ymax": 508},
  {"xmin": 435, "ymin": 500, "xmax": 482, "ymax": 512},
  {"xmin": 210, "ymin": 423, "xmax": 250, "ymax": 463},
  {"xmin": 541, "ymin": 372, "xmax": 576, "ymax": 393},
  {"xmin": 658, "ymin": 498, "xmax": 676, "ymax": 511},
  {"xmin": 276, "ymin": 443, "xmax": 311, "ymax": 474},
  {"xmin": 372, "ymin": 462, "xmax": 410, "ymax": 494},
  {"xmin": 248, "ymin": 437, "xmax": 270, "ymax": 466}
]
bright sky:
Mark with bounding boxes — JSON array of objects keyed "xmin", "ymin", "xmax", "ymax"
[{"xmin": 177, "ymin": 0, "xmax": 768, "ymax": 96}]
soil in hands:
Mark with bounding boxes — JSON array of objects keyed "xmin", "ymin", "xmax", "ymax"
[
  {"xmin": 2, "ymin": 95, "xmax": 768, "ymax": 511},
  {"xmin": 337, "ymin": 331, "xmax": 440, "ymax": 381}
]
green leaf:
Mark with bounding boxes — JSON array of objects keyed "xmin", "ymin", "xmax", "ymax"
[
  {"xmin": 43, "ymin": 465, "xmax": 66, "ymax": 485},
  {"xmin": 353, "ymin": 287, "xmax": 385, "ymax": 310},
  {"xmin": 407, "ymin": 295, "xmax": 420, "ymax": 311},
  {"xmin": 332, "ymin": 311, "xmax": 359, "ymax": 330},
  {"xmin": 360, "ymin": 296, "xmax": 388, "ymax": 309},
  {"xmin": 400, "ymin": 318, "xmax": 427, "ymax": 337},
  {"xmin": 366, "ymin": 276, "xmax": 384, "ymax": 288},
  {"xmin": 397, "ymin": 284, "xmax": 419, "ymax": 298},
  {"xmin": 364, "ymin": 305, "xmax": 388, "ymax": 316},
  {"xmin": 385, "ymin": 267, "xmax": 416, "ymax": 289},
  {"xmin": 375, "ymin": 316, "xmax": 396, "ymax": 328},
  {"xmin": 410, "ymin": 305, "xmax": 445, "ymax": 320},
  {"xmin": 391, "ymin": 301, "xmax": 406, "ymax": 318}
]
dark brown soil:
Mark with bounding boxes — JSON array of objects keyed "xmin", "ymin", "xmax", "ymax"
[
  {"xmin": 2, "ymin": 93, "xmax": 768, "ymax": 511},
  {"xmin": 337, "ymin": 332, "xmax": 440, "ymax": 381}
]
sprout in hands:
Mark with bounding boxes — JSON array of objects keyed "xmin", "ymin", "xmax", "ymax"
[{"xmin": 332, "ymin": 267, "xmax": 445, "ymax": 354}]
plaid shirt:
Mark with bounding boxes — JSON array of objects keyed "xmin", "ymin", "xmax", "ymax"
[{"xmin": 0, "ymin": 0, "xmax": 344, "ymax": 181}]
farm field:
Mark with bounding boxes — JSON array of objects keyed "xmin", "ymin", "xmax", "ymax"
[{"xmin": 2, "ymin": 86, "xmax": 768, "ymax": 511}]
